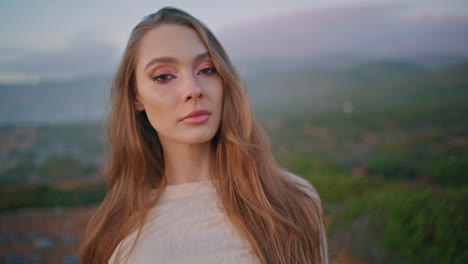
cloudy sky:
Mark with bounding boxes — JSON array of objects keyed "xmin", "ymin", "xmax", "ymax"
[{"xmin": 1, "ymin": 0, "xmax": 467, "ymax": 83}]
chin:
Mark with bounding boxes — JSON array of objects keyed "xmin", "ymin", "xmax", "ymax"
[
  {"xmin": 183, "ymin": 131, "xmax": 217, "ymax": 144},
  {"xmin": 171, "ymin": 126, "xmax": 218, "ymax": 145}
]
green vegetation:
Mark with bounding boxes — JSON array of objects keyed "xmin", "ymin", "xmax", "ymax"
[
  {"xmin": 273, "ymin": 62, "xmax": 468, "ymax": 263},
  {"xmin": 367, "ymin": 152, "xmax": 419, "ymax": 180},
  {"xmin": 0, "ymin": 183, "xmax": 106, "ymax": 212},
  {"xmin": 35, "ymin": 122, "xmax": 105, "ymax": 154},
  {"xmin": 0, "ymin": 152, "xmax": 99, "ymax": 186},
  {"xmin": 421, "ymin": 156, "xmax": 468, "ymax": 186},
  {"xmin": 0, "ymin": 152, "xmax": 35, "ymax": 186},
  {"xmin": 38, "ymin": 154, "xmax": 98, "ymax": 181},
  {"xmin": 339, "ymin": 186, "xmax": 468, "ymax": 264},
  {"xmin": 0, "ymin": 122, "xmax": 103, "ymax": 187},
  {"xmin": 281, "ymin": 155, "xmax": 468, "ymax": 264}
]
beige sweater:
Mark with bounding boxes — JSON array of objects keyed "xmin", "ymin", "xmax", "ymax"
[{"xmin": 109, "ymin": 172, "xmax": 328, "ymax": 264}]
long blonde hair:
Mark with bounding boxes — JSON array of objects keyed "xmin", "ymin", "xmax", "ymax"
[{"xmin": 79, "ymin": 6, "xmax": 327, "ymax": 264}]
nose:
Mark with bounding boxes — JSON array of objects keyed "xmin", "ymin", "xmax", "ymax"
[{"xmin": 182, "ymin": 74, "xmax": 203, "ymax": 102}]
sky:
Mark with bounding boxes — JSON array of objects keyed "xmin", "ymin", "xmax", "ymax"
[{"xmin": 1, "ymin": 0, "xmax": 467, "ymax": 84}]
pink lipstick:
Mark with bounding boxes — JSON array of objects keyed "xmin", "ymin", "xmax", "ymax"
[{"xmin": 180, "ymin": 109, "xmax": 211, "ymax": 124}]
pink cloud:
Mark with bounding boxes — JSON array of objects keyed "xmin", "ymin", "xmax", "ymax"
[{"xmin": 217, "ymin": 3, "xmax": 468, "ymax": 60}]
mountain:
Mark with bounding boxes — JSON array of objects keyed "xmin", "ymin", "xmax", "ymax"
[
  {"xmin": 0, "ymin": 60, "xmax": 466, "ymax": 125},
  {"xmin": 0, "ymin": 75, "xmax": 112, "ymax": 124},
  {"xmin": 340, "ymin": 61, "xmax": 426, "ymax": 82},
  {"xmin": 245, "ymin": 61, "xmax": 468, "ymax": 120}
]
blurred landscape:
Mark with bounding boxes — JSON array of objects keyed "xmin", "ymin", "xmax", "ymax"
[
  {"xmin": 1, "ymin": 55, "xmax": 467, "ymax": 263},
  {"xmin": 2, "ymin": 1, "xmax": 468, "ymax": 263}
]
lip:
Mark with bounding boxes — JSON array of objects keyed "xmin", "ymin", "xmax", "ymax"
[{"xmin": 180, "ymin": 109, "xmax": 211, "ymax": 124}]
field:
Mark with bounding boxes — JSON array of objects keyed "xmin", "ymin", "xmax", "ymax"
[{"xmin": 1, "ymin": 62, "xmax": 467, "ymax": 263}]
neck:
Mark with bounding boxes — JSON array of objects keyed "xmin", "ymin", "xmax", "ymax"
[{"xmin": 160, "ymin": 138, "xmax": 212, "ymax": 186}]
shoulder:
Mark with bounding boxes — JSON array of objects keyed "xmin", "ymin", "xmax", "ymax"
[{"xmin": 280, "ymin": 170, "xmax": 321, "ymax": 202}]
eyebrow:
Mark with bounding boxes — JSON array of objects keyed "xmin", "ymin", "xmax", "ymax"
[{"xmin": 143, "ymin": 51, "xmax": 211, "ymax": 71}]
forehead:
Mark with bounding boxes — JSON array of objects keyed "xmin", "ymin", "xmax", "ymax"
[{"xmin": 137, "ymin": 24, "xmax": 208, "ymax": 68}]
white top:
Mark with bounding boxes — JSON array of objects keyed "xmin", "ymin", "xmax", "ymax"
[{"xmin": 109, "ymin": 173, "xmax": 328, "ymax": 264}]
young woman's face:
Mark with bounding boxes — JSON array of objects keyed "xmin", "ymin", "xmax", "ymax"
[{"xmin": 134, "ymin": 24, "xmax": 223, "ymax": 146}]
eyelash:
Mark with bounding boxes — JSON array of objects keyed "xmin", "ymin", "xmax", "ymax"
[{"xmin": 151, "ymin": 67, "xmax": 217, "ymax": 82}]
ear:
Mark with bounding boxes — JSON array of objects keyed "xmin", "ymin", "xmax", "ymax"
[{"xmin": 134, "ymin": 94, "xmax": 145, "ymax": 112}]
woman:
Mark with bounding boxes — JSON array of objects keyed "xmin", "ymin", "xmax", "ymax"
[{"xmin": 79, "ymin": 6, "xmax": 328, "ymax": 264}]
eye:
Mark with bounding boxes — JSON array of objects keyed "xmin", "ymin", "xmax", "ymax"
[
  {"xmin": 197, "ymin": 67, "xmax": 217, "ymax": 75},
  {"xmin": 151, "ymin": 74, "xmax": 175, "ymax": 82}
]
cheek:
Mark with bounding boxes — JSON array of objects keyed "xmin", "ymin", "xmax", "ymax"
[
  {"xmin": 211, "ymin": 78, "xmax": 224, "ymax": 106},
  {"xmin": 145, "ymin": 104, "xmax": 174, "ymax": 134},
  {"xmin": 139, "ymin": 89, "xmax": 174, "ymax": 130}
]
